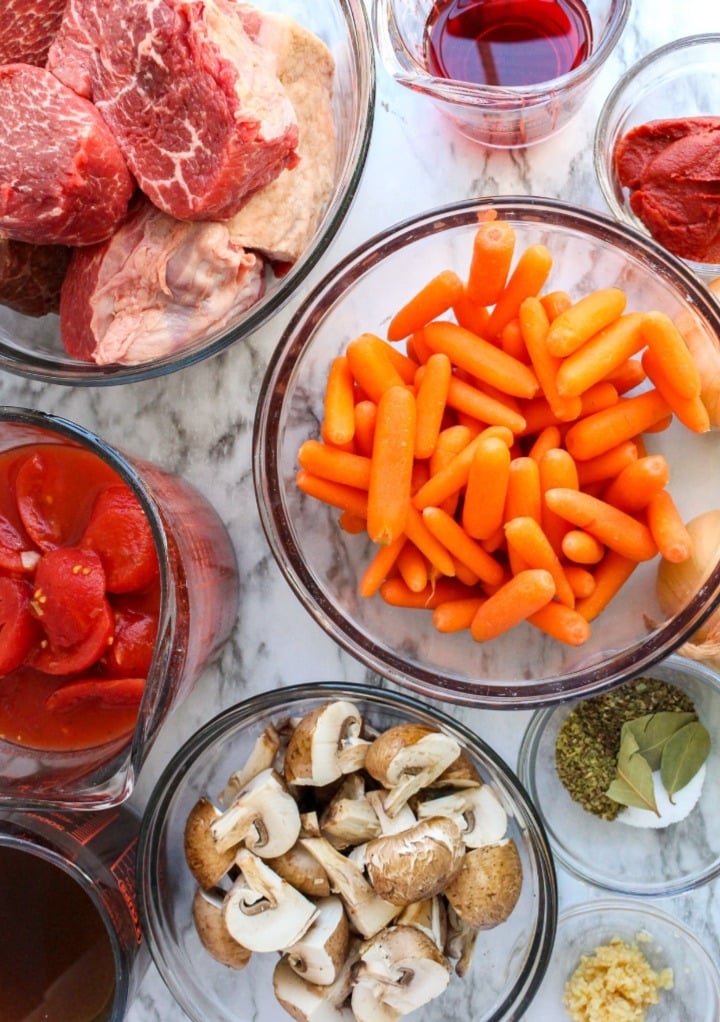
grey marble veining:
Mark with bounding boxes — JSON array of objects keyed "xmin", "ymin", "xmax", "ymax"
[{"xmin": 3, "ymin": 1, "xmax": 719, "ymax": 1019}]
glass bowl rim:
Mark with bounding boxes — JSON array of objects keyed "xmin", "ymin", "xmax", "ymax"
[
  {"xmin": 252, "ymin": 195, "xmax": 720, "ymax": 709},
  {"xmin": 136, "ymin": 680, "xmax": 559, "ymax": 1022}
]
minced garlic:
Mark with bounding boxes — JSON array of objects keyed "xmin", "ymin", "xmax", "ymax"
[{"xmin": 563, "ymin": 935, "xmax": 673, "ymax": 1022}]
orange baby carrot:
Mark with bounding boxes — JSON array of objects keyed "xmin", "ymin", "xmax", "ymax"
[
  {"xmin": 373, "ymin": 337, "xmax": 419, "ymax": 385},
  {"xmin": 519, "ymin": 295, "xmax": 582, "ymax": 421},
  {"xmin": 470, "ymin": 568, "xmax": 556, "ymax": 641},
  {"xmin": 528, "ymin": 425, "xmax": 562, "ymax": 462},
  {"xmin": 338, "ymin": 510, "xmax": 367, "ymax": 535},
  {"xmin": 453, "ymin": 285, "xmax": 491, "ymax": 336},
  {"xmin": 575, "ymin": 551, "xmax": 638, "ymax": 622},
  {"xmin": 467, "ymin": 219, "xmax": 516, "ymax": 306},
  {"xmin": 545, "ymin": 286, "xmax": 627, "ymax": 357},
  {"xmin": 555, "ymin": 312, "xmax": 646, "ymax": 397},
  {"xmin": 322, "ymin": 355, "xmax": 355, "ymax": 446},
  {"xmin": 564, "ymin": 389, "xmax": 671, "ymax": 461},
  {"xmin": 539, "ymin": 447, "xmax": 579, "ymax": 555},
  {"xmin": 604, "ymin": 358, "xmax": 646, "ymax": 395},
  {"xmin": 422, "ymin": 506, "xmax": 507, "ymax": 587},
  {"xmin": 407, "ymin": 329, "xmax": 433, "ymax": 365},
  {"xmin": 544, "ymin": 487, "xmax": 658, "ymax": 562},
  {"xmin": 433, "ymin": 596, "xmax": 486, "ymax": 634},
  {"xmin": 574, "ymin": 440, "xmax": 638, "ymax": 487},
  {"xmin": 444, "ymin": 374, "xmax": 527, "ymax": 433},
  {"xmin": 504, "ymin": 516, "xmax": 575, "ymax": 607},
  {"xmin": 560, "ymin": 529, "xmax": 605, "ymax": 565},
  {"xmin": 540, "ymin": 290, "xmax": 572, "ymax": 321},
  {"xmin": 579, "ymin": 381, "xmax": 620, "ymax": 416},
  {"xmin": 353, "ymin": 399, "xmax": 378, "ymax": 458},
  {"xmin": 297, "ymin": 439, "xmax": 372, "ymax": 490},
  {"xmin": 563, "ymin": 564, "xmax": 596, "ymax": 599},
  {"xmin": 449, "ymin": 557, "xmax": 481, "ymax": 587},
  {"xmin": 367, "ymin": 385, "xmax": 416, "ymax": 546},
  {"xmin": 414, "ymin": 426, "xmax": 513, "ymax": 511},
  {"xmin": 641, "ymin": 310, "xmax": 701, "ymax": 399},
  {"xmin": 646, "ymin": 489, "xmax": 693, "ymax": 564},
  {"xmin": 387, "ymin": 269, "xmax": 464, "ymax": 341},
  {"xmin": 602, "ymin": 454, "xmax": 670, "ymax": 513},
  {"xmin": 462, "ymin": 435, "xmax": 512, "ymax": 540},
  {"xmin": 423, "ymin": 320, "xmax": 540, "ymax": 399},
  {"xmin": 528, "ymin": 601, "xmax": 592, "ymax": 645},
  {"xmin": 641, "ymin": 347, "xmax": 711, "ymax": 434},
  {"xmin": 499, "ymin": 318, "xmax": 531, "ymax": 363},
  {"xmin": 296, "ymin": 469, "xmax": 368, "ymax": 519},
  {"xmin": 397, "ymin": 541, "xmax": 430, "ymax": 593},
  {"xmin": 346, "ymin": 333, "xmax": 406, "ymax": 403},
  {"xmin": 505, "ymin": 456, "xmax": 542, "ymax": 523},
  {"xmin": 414, "ymin": 353, "xmax": 452, "ymax": 459},
  {"xmin": 485, "ymin": 244, "xmax": 553, "ymax": 339},
  {"xmin": 404, "ymin": 503, "xmax": 456, "ymax": 577},
  {"xmin": 379, "ymin": 577, "xmax": 473, "ymax": 610},
  {"xmin": 359, "ymin": 534, "xmax": 407, "ymax": 598}
]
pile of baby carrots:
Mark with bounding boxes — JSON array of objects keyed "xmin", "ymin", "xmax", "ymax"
[{"xmin": 295, "ymin": 216, "xmax": 708, "ymax": 646}]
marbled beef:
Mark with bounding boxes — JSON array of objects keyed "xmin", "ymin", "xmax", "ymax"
[
  {"xmin": 0, "ymin": 0, "xmax": 67, "ymax": 66},
  {"xmin": 0, "ymin": 238, "xmax": 71, "ymax": 317},
  {"xmin": 48, "ymin": 0, "xmax": 299, "ymax": 221},
  {"xmin": 0, "ymin": 64, "xmax": 135, "ymax": 247}
]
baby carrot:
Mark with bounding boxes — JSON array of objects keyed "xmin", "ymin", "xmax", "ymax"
[
  {"xmin": 563, "ymin": 564, "xmax": 596, "ymax": 599},
  {"xmin": 453, "ymin": 285, "xmax": 491, "ymax": 336},
  {"xmin": 353, "ymin": 399, "xmax": 378, "ymax": 458},
  {"xmin": 504, "ymin": 515, "xmax": 575, "ymax": 607},
  {"xmin": 414, "ymin": 353, "xmax": 452, "ymax": 459},
  {"xmin": 528, "ymin": 601, "xmax": 592, "ymax": 645},
  {"xmin": 561, "ymin": 529, "xmax": 605, "ymax": 565},
  {"xmin": 467, "ymin": 219, "xmax": 516, "ymax": 306},
  {"xmin": 540, "ymin": 290, "xmax": 572, "ymax": 321},
  {"xmin": 422, "ymin": 505, "xmax": 507, "ymax": 586},
  {"xmin": 519, "ymin": 295, "xmax": 582, "ymax": 421},
  {"xmin": 367, "ymin": 385, "xmax": 416, "ymax": 546},
  {"xmin": 444, "ymin": 373, "xmax": 527, "ymax": 433},
  {"xmin": 414, "ymin": 426, "xmax": 513, "ymax": 511},
  {"xmin": 433, "ymin": 596, "xmax": 486, "ymax": 634},
  {"xmin": 579, "ymin": 381, "xmax": 620, "ymax": 416},
  {"xmin": 387, "ymin": 269, "xmax": 464, "ymax": 341},
  {"xmin": 505, "ymin": 456, "xmax": 542, "ymax": 523},
  {"xmin": 359, "ymin": 534, "xmax": 407, "ymax": 598},
  {"xmin": 574, "ymin": 440, "xmax": 638, "ymax": 487},
  {"xmin": 485, "ymin": 244, "xmax": 553, "ymax": 339},
  {"xmin": 646, "ymin": 490, "xmax": 693, "ymax": 563},
  {"xmin": 641, "ymin": 347, "xmax": 711, "ymax": 433},
  {"xmin": 545, "ymin": 286, "xmax": 627, "ymax": 357},
  {"xmin": 297, "ymin": 439, "xmax": 372, "ymax": 490},
  {"xmin": 499, "ymin": 318, "xmax": 531, "ymax": 364},
  {"xmin": 346, "ymin": 333, "xmax": 407, "ymax": 404},
  {"xmin": 575, "ymin": 551, "xmax": 638, "ymax": 622},
  {"xmin": 296, "ymin": 469, "xmax": 368, "ymax": 519},
  {"xmin": 641, "ymin": 310, "xmax": 701, "ymax": 399},
  {"xmin": 374, "ymin": 337, "xmax": 419, "ymax": 385},
  {"xmin": 407, "ymin": 329, "xmax": 433, "ymax": 365},
  {"xmin": 604, "ymin": 358, "xmax": 646, "ymax": 395},
  {"xmin": 380, "ymin": 577, "xmax": 473, "ymax": 610},
  {"xmin": 539, "ymin": 447, "xmax": 579, "ymax": 554},
  {"xmin": 564, "ymin": 389, "xmax": 671, "ymax": 462},
  {"xmin": 528, "ymin": 425, "xmax": 562, "ymax": 463},
  {"xmin": 322, "ymin": 355, "xmax": 355, "ymax": 446},
  {"xmin": 555, "ymin": 312, "xmax": 646, "ymax": 398},
  {"xmin": 462, "ymin": 435, "xmax": 511, "ymax": 540},
  {"xmin": 397, "ymin": 541, "xmax": 430, "ymax": 593},
  {"xmin": 602, "ymin": 454, "xmax": 670, "ymax": 513},
  {"xmin": 470, "ymin": 568, "xmax": 556, "ymax": 642},
  {"xmin": 423, "ymin": 320, "xmax": 540, "ymax": 399},
  {"xmin": 404, "ymin": 503, "xmax": 456, "ymax": 577},
  {"xmin": 338, "ymin": 510, "xmax": 366, "ymax": 534},
  {"xmin": 544, "ymin": 487, "xmax": 658, "ymax": 562}
]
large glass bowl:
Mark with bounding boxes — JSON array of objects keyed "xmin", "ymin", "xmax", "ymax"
[
  {"xmin": 0, "ymin": 0, "xmax": 374, "ymax": 385},
  {"xmin": 253, "ymin": 196, "xmax": 720, "ymax": 708},
  {"xmin": 136, "ymin": 683, "xmax": 558, "ymax": 1022}
]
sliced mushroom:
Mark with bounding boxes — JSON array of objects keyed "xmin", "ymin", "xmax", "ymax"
[
  {"xmin": 273, "ymin": 954, "xmax": 356, "ymax": 1022},
  {"xmin": 415, "ymin": 784, "xmax": 508, "ymax": 847},
  {"xmin": 433, "ymin": 752, "xmax": 482, "ymax": 789},
  {"xmin": 184, "ymin": 796, "xmax": 236, "ymax": 889},
  {"xmin": 301, "ymin": 810, "xmax": 323, "ymax": 837},
  {"xmin": 266, "ymin": 843, "xmax": 332, "ymax": 899},
  {"xmin": 218, "ymin": 725, "xmax": 281, "ymax": 807},
  {"xmin": 364, "ymin": 724, "xmax": 462, "ymax": 817},
  {"xmin": 320, "ymin": 775, "xmax": 381, "ymax": 850},
  {"xmin": 300, "ymin": 836, "xmax": 400, "ymax": 939},
  {"xmin": 398, "ymin": 896, "xmax": 447, "ymax": 952},
  {"xmin": 284, "ymin": 700, "xmax": 371, "ymax": 787},
  {"xmin": 223, "ymin": 848, "xmax": 317, "ymax": 953},
  {"xmin": 351, "ymin": 925, "xmax": 452, "ymax": 1020},
  {"xmin": 210, "ymin": 767, "xmax": 301, "ymax": 858},
  {"xmin": 286, "ymin": 896, "xmax": 350, "ymax": 986},
  {"xmin": 364, "ymin": 816, "xmax": 465, "ymax": 906},
  {"xmin": 445, "ymin": 904, "xmax": 479, "ymax": 978},
  {"xmin": 444, "ymin": 839, "xmax": 523, "ymax": 930},
  {"xmin": 364, "ymin": 788, "xmax": 417, "ymax": 835},
  {"xmin": 191, "ymin": 887, "xmax": 252, "ymax": 970}
]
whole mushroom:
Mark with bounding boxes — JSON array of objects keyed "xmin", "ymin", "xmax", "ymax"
[
  {"xmin": 364, "ymin": 816, "xmax": 465, "ymax": 906},
  {"xmin": 444, "ymin": 839, "xmax": 523, "ymax": 930}
]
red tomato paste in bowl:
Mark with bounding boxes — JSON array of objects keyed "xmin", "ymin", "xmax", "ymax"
[{"xmin": 0, "ymin": 442, "xmax": 160, "ymax": 751}]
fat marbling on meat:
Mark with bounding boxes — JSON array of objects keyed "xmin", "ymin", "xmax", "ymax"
[
  {"xmin": 47, "ymin": 0, "xmax": 300, "ymax": 221},
  {"xmin": 0, "ymin": 239, "xmax": 71, "ymax": 317},
  {"xmin": 0, "ymin": 0, "xmax": 67, "ymax": 66}
]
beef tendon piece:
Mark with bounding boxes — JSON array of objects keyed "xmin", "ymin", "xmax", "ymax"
[
  {"xmin": 0, "ymin": 0, "xmax": 67, "ymax": 67},
  {"xmin": 47, "ymin": 0, "xmax": 300, "ymax": 222},
  {"xmin": 0, "ymin": 238, "xmax": 71, "ymax": 318}
]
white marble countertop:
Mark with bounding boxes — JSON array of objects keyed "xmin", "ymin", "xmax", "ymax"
[{"xmin": 4, "ymin": 2, "xmax": 720, "ymax": 1019}]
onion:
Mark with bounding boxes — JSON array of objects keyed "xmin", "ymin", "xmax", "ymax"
[{"xmin": 656, "ymin": 509, "xmax": 720, "ymax": 666}]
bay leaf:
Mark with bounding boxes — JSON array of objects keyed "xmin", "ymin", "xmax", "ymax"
[
  {"xmin": 606, "ymin": 731, "xmax": 659, "ymax": 815},
  {"xmin": 660, "ymin": 721, "xmax": 711, "ymax": 803},
  {"xmin": 622, "ymin": 711, "xmax": 697, "ymax": 771}
]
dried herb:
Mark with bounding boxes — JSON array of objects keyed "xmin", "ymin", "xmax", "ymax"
[
  {"xmin": 661, "ymin": 720, "xmax": 711, "ymax": 802},
  {"xmin": 606, "ymin": 731, "xmax": 659, "ymax": 815},
  {"xmin": 622, "ymin": 711, "xmax": 697, "ymax": 770}
]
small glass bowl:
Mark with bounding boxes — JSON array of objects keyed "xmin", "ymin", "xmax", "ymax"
[
  {"xmin": 372, "ymin": 0, "xmax": 630, "ymax": 148},
  {"xmin": 137, "ymin": 682, "xmax": 558, "ymax": 1022},
  {"xmin": 517, "ymin": 654, "xmax": 720, "ymax": 896},
  {"xmin": 524, "ymin": 898, "xmax": 720, "ymax": 1022},
  {"xmin": 594, "ymin": 34, "xmax": 720, "ymax": 281},
  {"xmin": 0, "ymin": 0, "xmax": 374, "ymax": 384},
  {"xmin": 253, "ymin": 196, "xmax": 720, "ymax": 709}
]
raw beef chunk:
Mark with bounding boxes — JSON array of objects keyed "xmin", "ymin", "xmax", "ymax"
[
  {"xmin": 60, "ymin": 197, "xmax": 266, "ymax": 365},
  {"xmin": 48, "ymin": 0, "xmax": 300, "ymax": 221},
  {"xmin": 0, "ymin": 238, "xmax": 71, "ymax": 317},
  {"xmin": 0, "ymin": 0, "xmax": 67, "ymax": 67},
  {"xmin": 0, "ymin": 64, "xmax": 135, "ymax": 247}
]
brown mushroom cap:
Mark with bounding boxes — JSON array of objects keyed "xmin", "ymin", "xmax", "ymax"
[
  {"xmin": 192, "ymin": 888, "xmax": 252, "ymax": 970},
  {"xmin": 364, "ymin": 817, "xmax": 465, "ymax": 906},
  {"xmin": 184, "ymin": 796, "xmax": 235, "ymax": 890},
  {"xmin": 265, "ymin": 843, "xmax": 332, "ymax": 898},
  {"xmin": 444, "ymin": 840, "xmax": 523, "ymax": 929},
  {"xmin": 364, "ymin": 724, "xmax": 438, "ymax": 785}
]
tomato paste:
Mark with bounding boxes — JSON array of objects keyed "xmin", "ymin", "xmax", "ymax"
[
  {"xmin": 0, "ymin": 443, "xmax": 160, "ymax": 751},
  {"xmin": 613, "ymin": 116, "xmax": 720, "ymax": 263}
]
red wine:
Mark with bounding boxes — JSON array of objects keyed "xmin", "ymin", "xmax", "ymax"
[
  {"xmin": 0, "ymin": 846, "xmax": 116, "ymax": 1022},
  {"xmin": 425, "ymin": 0, "xmax": 593, "ymax": 88}
]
